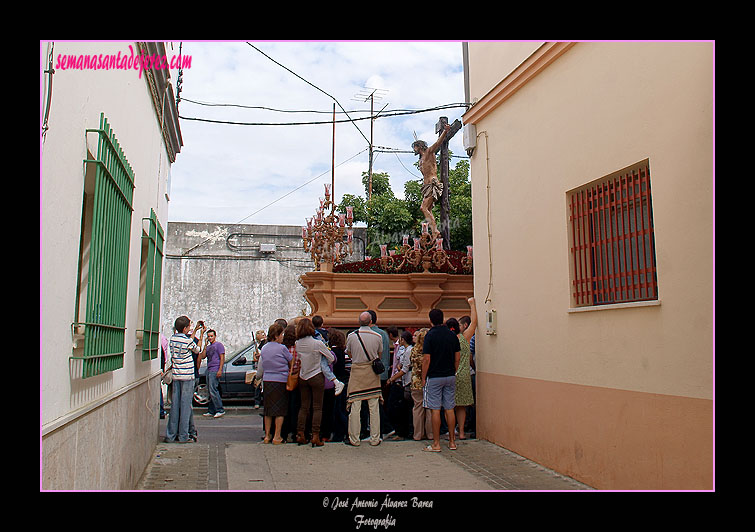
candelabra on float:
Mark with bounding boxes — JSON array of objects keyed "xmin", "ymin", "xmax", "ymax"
[
  {"xmin": 379, "ymin": 222, "xmax": 473, "ymax": 274},
  {"xmin": 302, "ymin": 183, "xmax": 354, "ymax": 271}
]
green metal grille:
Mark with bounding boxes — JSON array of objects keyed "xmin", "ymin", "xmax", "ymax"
[
  {"xmin": 141, "ymin": 209, "xmax": 164, "ymax": 361},
  {"xmin": 72, "ymin": 113, "xmax": 135, "ymax": 378}
]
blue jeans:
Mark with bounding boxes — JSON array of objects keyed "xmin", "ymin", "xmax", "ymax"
[
  {"xmin": 166, "ymin": 378, "xmax": 197, "ymax": 442},
  {"xmin": 320, "ymin": 356, "xmax": 336, "ymax": 382},
  {"xmin": 207, "ymin": 371, "xmax": 224, "ymax": 415}
]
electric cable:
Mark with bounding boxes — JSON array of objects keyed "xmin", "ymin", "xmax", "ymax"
[
  {"xmin": 42, "ymin": 42, "xmax": 55, "ymax": 142},
  {"xmin": 246, "ymin": 42, "xmax": 370, "ymax": 145},
  {"xmin": 180, "ymin": 96, "xmax": 468, "ymax": 116},
  {"xmin": 178, "ymin": 103, "xmax": 468, "ymax": 127}
]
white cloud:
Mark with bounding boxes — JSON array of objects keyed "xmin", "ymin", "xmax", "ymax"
[{"xmin": 169, "ymin": 41, "xmax": 467, "ymax": 226}]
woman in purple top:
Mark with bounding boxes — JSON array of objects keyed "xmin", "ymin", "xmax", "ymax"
[{"xmin": 260, "ymin": 322, "xmax": 293, "ymax": 444}]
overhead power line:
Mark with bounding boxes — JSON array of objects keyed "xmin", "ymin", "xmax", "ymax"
[
  {"xmin": 246, "ymin": 42, "xmax": 370, "ymax": 145},
  {"xmin": 178, "ymin": 102, "xmax": 468, "ymax": 127},
  {"xmin": 180, "ymin": 96, "xmax": 467, "ymax": 116}
]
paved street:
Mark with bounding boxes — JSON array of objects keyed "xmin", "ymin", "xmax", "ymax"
[{"xmin": 137, "ymin": 407, "xmax": 592, "ymax": 492}]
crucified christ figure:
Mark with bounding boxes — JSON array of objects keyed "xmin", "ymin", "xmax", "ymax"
[{"xmin": 412, "ymin": 122, "xmax": 451, "ymax": 238}]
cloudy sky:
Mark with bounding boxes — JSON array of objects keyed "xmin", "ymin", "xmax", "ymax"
[{"xmin": 167, "ymin": 41, "xmax": 468, "ymax": 228}]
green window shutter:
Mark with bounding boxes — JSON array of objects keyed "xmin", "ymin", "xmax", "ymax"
[
  {"xmin": 141, "ymin": 209, "xmax": 164, "ymax": 361},
  {"xmin": 75, "ymin": 113, "xmax": 135, "ymax": 378}
]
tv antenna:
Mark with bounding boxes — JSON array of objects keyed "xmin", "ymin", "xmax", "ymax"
[{"xmin": 352, "ymin": 87, "xmax": 389, "ymax": 202}]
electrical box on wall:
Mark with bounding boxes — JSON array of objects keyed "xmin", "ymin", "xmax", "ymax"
[
  {"xmin": 259, "ymin": 243, "xmax": 276, "ymax": 253},
  {"xmin": 463, "ymin": 124, "xmax": 477, "ymax": 156},
  {"xmin": 485, "ymin": 309, "xmax": 497, "ymax": 335}
]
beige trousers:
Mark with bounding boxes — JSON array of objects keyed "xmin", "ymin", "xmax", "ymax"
[
  {"xmin": 411, "ymin": 389, "xmax": 433, "ymax": 440},
  {"xmin": 348, "ymin": 397, "xmax": 380, "ymax": 446}
]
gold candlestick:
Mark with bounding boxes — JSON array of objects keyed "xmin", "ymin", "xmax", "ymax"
[
  {"xmin": 303, "ymin": 185, "xmax": 354, "ymax": 271},
  {"xmin": 380, "ymin": 231, "xmax": 458, "ymax": 273}
]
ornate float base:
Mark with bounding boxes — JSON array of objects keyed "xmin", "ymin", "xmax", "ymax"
[{"xmin": 299, "ymin": 271, "xmax": 473, "ymax": 329}]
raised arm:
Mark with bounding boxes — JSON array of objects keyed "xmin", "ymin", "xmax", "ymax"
[
  {"xmin": 427, "ymin": 123, "xmax": 451, "ymax": 154},
  {"xmin": 463, "ymin": 296, "xmax": 478, "ymax": 342}
]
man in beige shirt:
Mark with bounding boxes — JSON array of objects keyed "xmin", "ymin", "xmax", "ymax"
[{"xmin": 344, "ymin": 311, "xmax": 383, "ymax": 446}]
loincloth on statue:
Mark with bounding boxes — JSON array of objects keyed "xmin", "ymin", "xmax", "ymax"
[{"xmin": 421, "ymin": 178, "xmax": 443, "ymax": 201}]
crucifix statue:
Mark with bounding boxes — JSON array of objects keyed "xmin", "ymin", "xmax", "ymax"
[{"xmin": 412, "ymin": 117, "xmax": 462, "ymax": 246}]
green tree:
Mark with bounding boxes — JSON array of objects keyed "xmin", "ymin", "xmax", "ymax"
[{"xmin": 338, "ymin": 162, "xmax": 472, "ymax": 257}]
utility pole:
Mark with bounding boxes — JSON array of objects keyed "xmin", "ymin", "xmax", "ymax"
[
  {"xmin": 368, "ymin": 92, "xmax": 374, "ymax": 201},
  {"xmin": 435, "ymin": 116, "xmax": 462, "ymax": 250},
  {"xmin": 353, "ymin": 87, "xmax": 388, "ymax": 202}
]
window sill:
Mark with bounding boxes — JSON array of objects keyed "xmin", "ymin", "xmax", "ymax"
[{"xmin": 568, "ymin": 299, "xmax": 661, "ymax": 313}]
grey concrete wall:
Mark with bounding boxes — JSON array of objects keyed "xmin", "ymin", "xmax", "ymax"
[{"xmin": 162, "ymin": 222, "xmax": 366, "ymax": 354}]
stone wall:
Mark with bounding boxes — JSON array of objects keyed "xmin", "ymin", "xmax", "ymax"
[{"xmin": 162, "ymin": 222, "xmax": 366, "ymax": 353}]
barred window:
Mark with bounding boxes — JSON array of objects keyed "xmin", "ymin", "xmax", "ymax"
[
  {"xmin": 568, "ymin": 160, "xmax": 658, "ymax": 307},
  {"xmin": 138, "ymin": 209, "xmax": 165, "ymax": 361},
  {"xmin": 72, "ymin": 113, "xmax": 135, "ymax": 378}
]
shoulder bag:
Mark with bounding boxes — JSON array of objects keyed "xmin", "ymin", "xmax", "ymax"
[
  {"xmin": 286, "ymin": 347, "xmax": 300, "ymax": 391},
  {"xmin": 357, "ymin": 332, "xmax": 385, "ymax": 375},
  {"xmin": 161, "ymin": 364, "xmax": 173, "ymax": 385}
]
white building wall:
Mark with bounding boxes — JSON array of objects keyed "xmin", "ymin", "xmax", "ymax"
[{"xmin": 41, "ymin": 41, "xmax": 176, "ymax": 489}]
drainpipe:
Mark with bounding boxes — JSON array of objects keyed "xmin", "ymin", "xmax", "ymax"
[{"xmin": 462, "ymin": 42, "xmax": 471, "ymax": 109}]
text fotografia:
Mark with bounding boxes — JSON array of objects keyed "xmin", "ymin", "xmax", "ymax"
[
  {"xmin": 55, "ymin": 45, "xmax": 191, "ymax": 79},
  {"xmin": 324, "ymin": 494, "xmax": 433, "ymax": 529}
]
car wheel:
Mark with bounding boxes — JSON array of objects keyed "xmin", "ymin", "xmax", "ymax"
[{"xmin": 193, "ymin": 383, "xmax": 209, "ymax": 406}]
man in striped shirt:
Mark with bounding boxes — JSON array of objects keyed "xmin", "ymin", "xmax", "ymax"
[{"xmin": 165, "ymin": 315, "xmax": 206, "ymax": 443}]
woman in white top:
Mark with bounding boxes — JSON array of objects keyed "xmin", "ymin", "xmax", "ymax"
[{"xmin": 294, "ymin": 318, "xmax": 335, "ymax": 447}]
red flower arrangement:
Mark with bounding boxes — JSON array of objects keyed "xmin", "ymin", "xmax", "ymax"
[{"xmin": 333, "ymin": 250, "xmax": 471, "ymax": 274}]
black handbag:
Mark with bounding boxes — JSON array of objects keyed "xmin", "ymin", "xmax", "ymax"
[{"xmin": 357, "ymin": 332, "xmax": 385, "ymax": 375}]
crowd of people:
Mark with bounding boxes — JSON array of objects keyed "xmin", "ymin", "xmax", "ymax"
[{"xmin": 161, "ymin": 297, "xmax": 477, "ymax": 451}]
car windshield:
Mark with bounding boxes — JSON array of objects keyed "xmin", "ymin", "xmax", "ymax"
[
  {"xmin": 199, "ymin": 342, "xmax": 255, "ymax": 368},
  {"xmin": 228, "ymin": 343, "xmax": 255, "ymax": 363}
]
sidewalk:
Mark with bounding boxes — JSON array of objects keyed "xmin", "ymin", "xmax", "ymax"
[{"xmin": 137, "ymin": 410, "xmax": 592, "ymax": 491}]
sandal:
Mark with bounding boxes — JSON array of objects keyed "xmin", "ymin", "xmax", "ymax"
[
  {"xmin": 448, "ymin": 443, "xmax": 458, "ymax": 450},
  {"xmin": 272, "ymin": 438, "xmax": 284, "ymax": 445},
  {"xmin": 423, "ymin": 445, "xmax": 441, "ymax": 453}
]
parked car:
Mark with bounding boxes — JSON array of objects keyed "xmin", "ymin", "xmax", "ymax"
[{"xmin": 193, "ymin": 342, "xmax": 257, "ymax": 406}]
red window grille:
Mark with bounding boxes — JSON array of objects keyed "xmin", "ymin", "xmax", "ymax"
[{"xmin": 569, "ymin": 161, "xmax": 658, "ymax": 307}]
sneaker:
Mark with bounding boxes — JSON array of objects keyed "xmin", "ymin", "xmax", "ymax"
[
  {"xmin": 213, "ymin": 411, "xmax": 225, "ymax": 418},
  {"xmin": 203, "ymin": 412, "xmax": 214, "ymax": 417},
  {"xmin": 334, "ymin": 380, "xmax": 345, "ymax": 396}
]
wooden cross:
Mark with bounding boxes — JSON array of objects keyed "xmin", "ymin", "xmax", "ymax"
[{"xmin": 435, "ymin": 116, "xmax": 462, "ymax": 250}]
